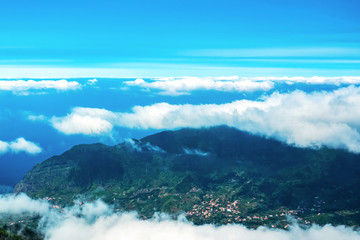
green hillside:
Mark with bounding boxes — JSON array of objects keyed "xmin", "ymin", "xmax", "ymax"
[{"xmin": 14, "ymin": 126, "xmax": 360, "ymax": 228}]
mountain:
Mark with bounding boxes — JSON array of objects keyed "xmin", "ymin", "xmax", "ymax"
[{"xmin": 14, "ymin": 126, "xmax": 360, "ymax": 228}]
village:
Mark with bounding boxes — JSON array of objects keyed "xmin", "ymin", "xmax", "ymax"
[{"xmin": 2, "ymin": 190, "xmax": 360, "ymax": 234}]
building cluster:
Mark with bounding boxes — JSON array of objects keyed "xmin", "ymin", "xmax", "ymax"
[
  {"xmin": 185, "ymin": 194, "xmax": 319, "ymax": 226},
  {"xmin": 186, "ymin": 195, "xmax": 250, "ymax": 221}
]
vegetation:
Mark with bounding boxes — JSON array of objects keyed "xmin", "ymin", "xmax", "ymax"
[
  {"xmin": 0, "ymin": 227, "xmax": 22, "ymax": 240},
  {"xmin": 0, "ymin": 225, "xmax": 42, "ymax": 240},
  {"xmin": 14, "ymin": 126, "xmax": 360, "ymax": 228}
]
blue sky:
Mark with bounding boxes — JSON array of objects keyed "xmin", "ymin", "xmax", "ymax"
[{"xmin": 1, "ymin": 0, "xmax": 360, "ymax": 77}]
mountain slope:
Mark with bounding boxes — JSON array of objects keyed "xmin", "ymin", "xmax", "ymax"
[{"xmin": 15, "ymin": 126, "xmax": 360, "ymax": 227}]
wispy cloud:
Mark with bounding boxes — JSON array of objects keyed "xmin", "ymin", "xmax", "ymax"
[
  {"xmin": 184, "ymin": 148, "xmax": 209, "ymax": 156},
  {"xmin": 250, "ymin": 76, "xmax": 360, "ymax": 85},
  {"xmin": 0, "ymin": 79, "xmax": 81, "ymax": 95},
  {"xmin": 2, "ymin": 66, "xmax": 360, "ymax": 78},
  {"xmin": 185, "ymin": 47, "xmax": 360, "ymax": 58},
  {"xmin": 124, "ymin": 77, "xmax": 274, "ymax": 96},
  {"xmin": 123, "ymin": 76, "xmax": 360, "ymax": 96},
  {"xmin": 124, "ymin": 138, "xmax": 165, "ymax": 153},
  {"xmin": 87, "ymin": 79, "xmax": 98, "ymax": 85},
  {"xmin": 0, "ymin": 138, "xmax": 42, "ymax": 155}
]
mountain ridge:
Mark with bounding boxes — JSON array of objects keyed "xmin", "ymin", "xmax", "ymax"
[{"xmin": 14, "ymin": 126, "xmax": 360, "ymax": 228}]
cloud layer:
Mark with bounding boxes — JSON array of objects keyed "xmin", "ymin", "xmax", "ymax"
[
  {"xmin": 0, "ymin": 138, "xmax": 42, "ymax": 155},
  {"xmin": 0, "ymin": 194, "xmax": 49, "ymax": 215},
  {"xmin": 255, "ymin": 76, "xmax": 360, "ymax": 85},
  {"xmin": 1, "ymin": 194, "xmax": 360, "ymax": 240},
  {"xmin": 48, "ymin": 213, "xmax": 360, "ymax": 240},
  {"xmin": 124, "ymin": 77, "xmax": 274, "ymax": 95},
  {"xmin": 47, "ymin": 86, "xmax": 360, "ymax": 153},
  {"xmin": 123, "ymin": 76, "xmax": 360, "ymax": 96},
  {"xmin": 50, "ymin": 108, "xmax": 117, "ymax": 135},
  {"xmin": 0, "ymin": 79, "xmax": 80, "ymax": 94}
]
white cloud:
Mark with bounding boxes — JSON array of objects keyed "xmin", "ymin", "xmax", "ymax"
[
  {"xmin": 9, "ymin": 137, "xmax": 43, "ymax": 154},
  {"xmin": 0, "ymin": 79, "xmax": 81, "ymax": 94},
  {"xmin": 28, "ymin": 114, "xmax": 47, "ymax": 121},
  {"xmin": 118, "ymin": 87, "xmax": 360, "ymax": 152},
  {"xmin": 0, "ymin": 141, "xmax": 9, "ymax": 154},
  {"xmin": 51, "ymin": 107, "xmax": 117, "ymax": 135},
  {"xmin": 0, "ymin": 194, "xmax": 49, "ymax": 215},
  {"xmin": 1, "ymin": 194, "xmax": 360, "ymax": 240},
  {"xmin": 48, "ymin": 86, "xmax": 360, "ymax": 153},
  {"xmin": 123, "ymin": 76, "xmax": 360, "ymax": 96},
  {"xmin": 46, "ymin": 215, "xmax": 360, "ymax": 240},
  {"xmin": 250, "ymin": 76, "xmax": 360, "ymax": 86},
  {"xmin": 87, "ymin": 79, "xmax": 98, "ymax": 85},
  {"xmin": 144, "ymin": 142, "xmax": 166, "ymax": 153},
  {"xmin": 124, "ymin": 138, "xmax": 166, "ymax": 153},
  {"xmin": 0, "ymin": 138, "xmax": 42, "ymax": 155},
  {"xmin": 124, "ymin": 77, "xmax": 274, "ymax": 95},
  {"xmin": 184, "ymin": 148, "xmax": 209, "ymax": 156},
  {"xmin": 124, "ymin": 138, "xmax": 142, "ymax": 152}
]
